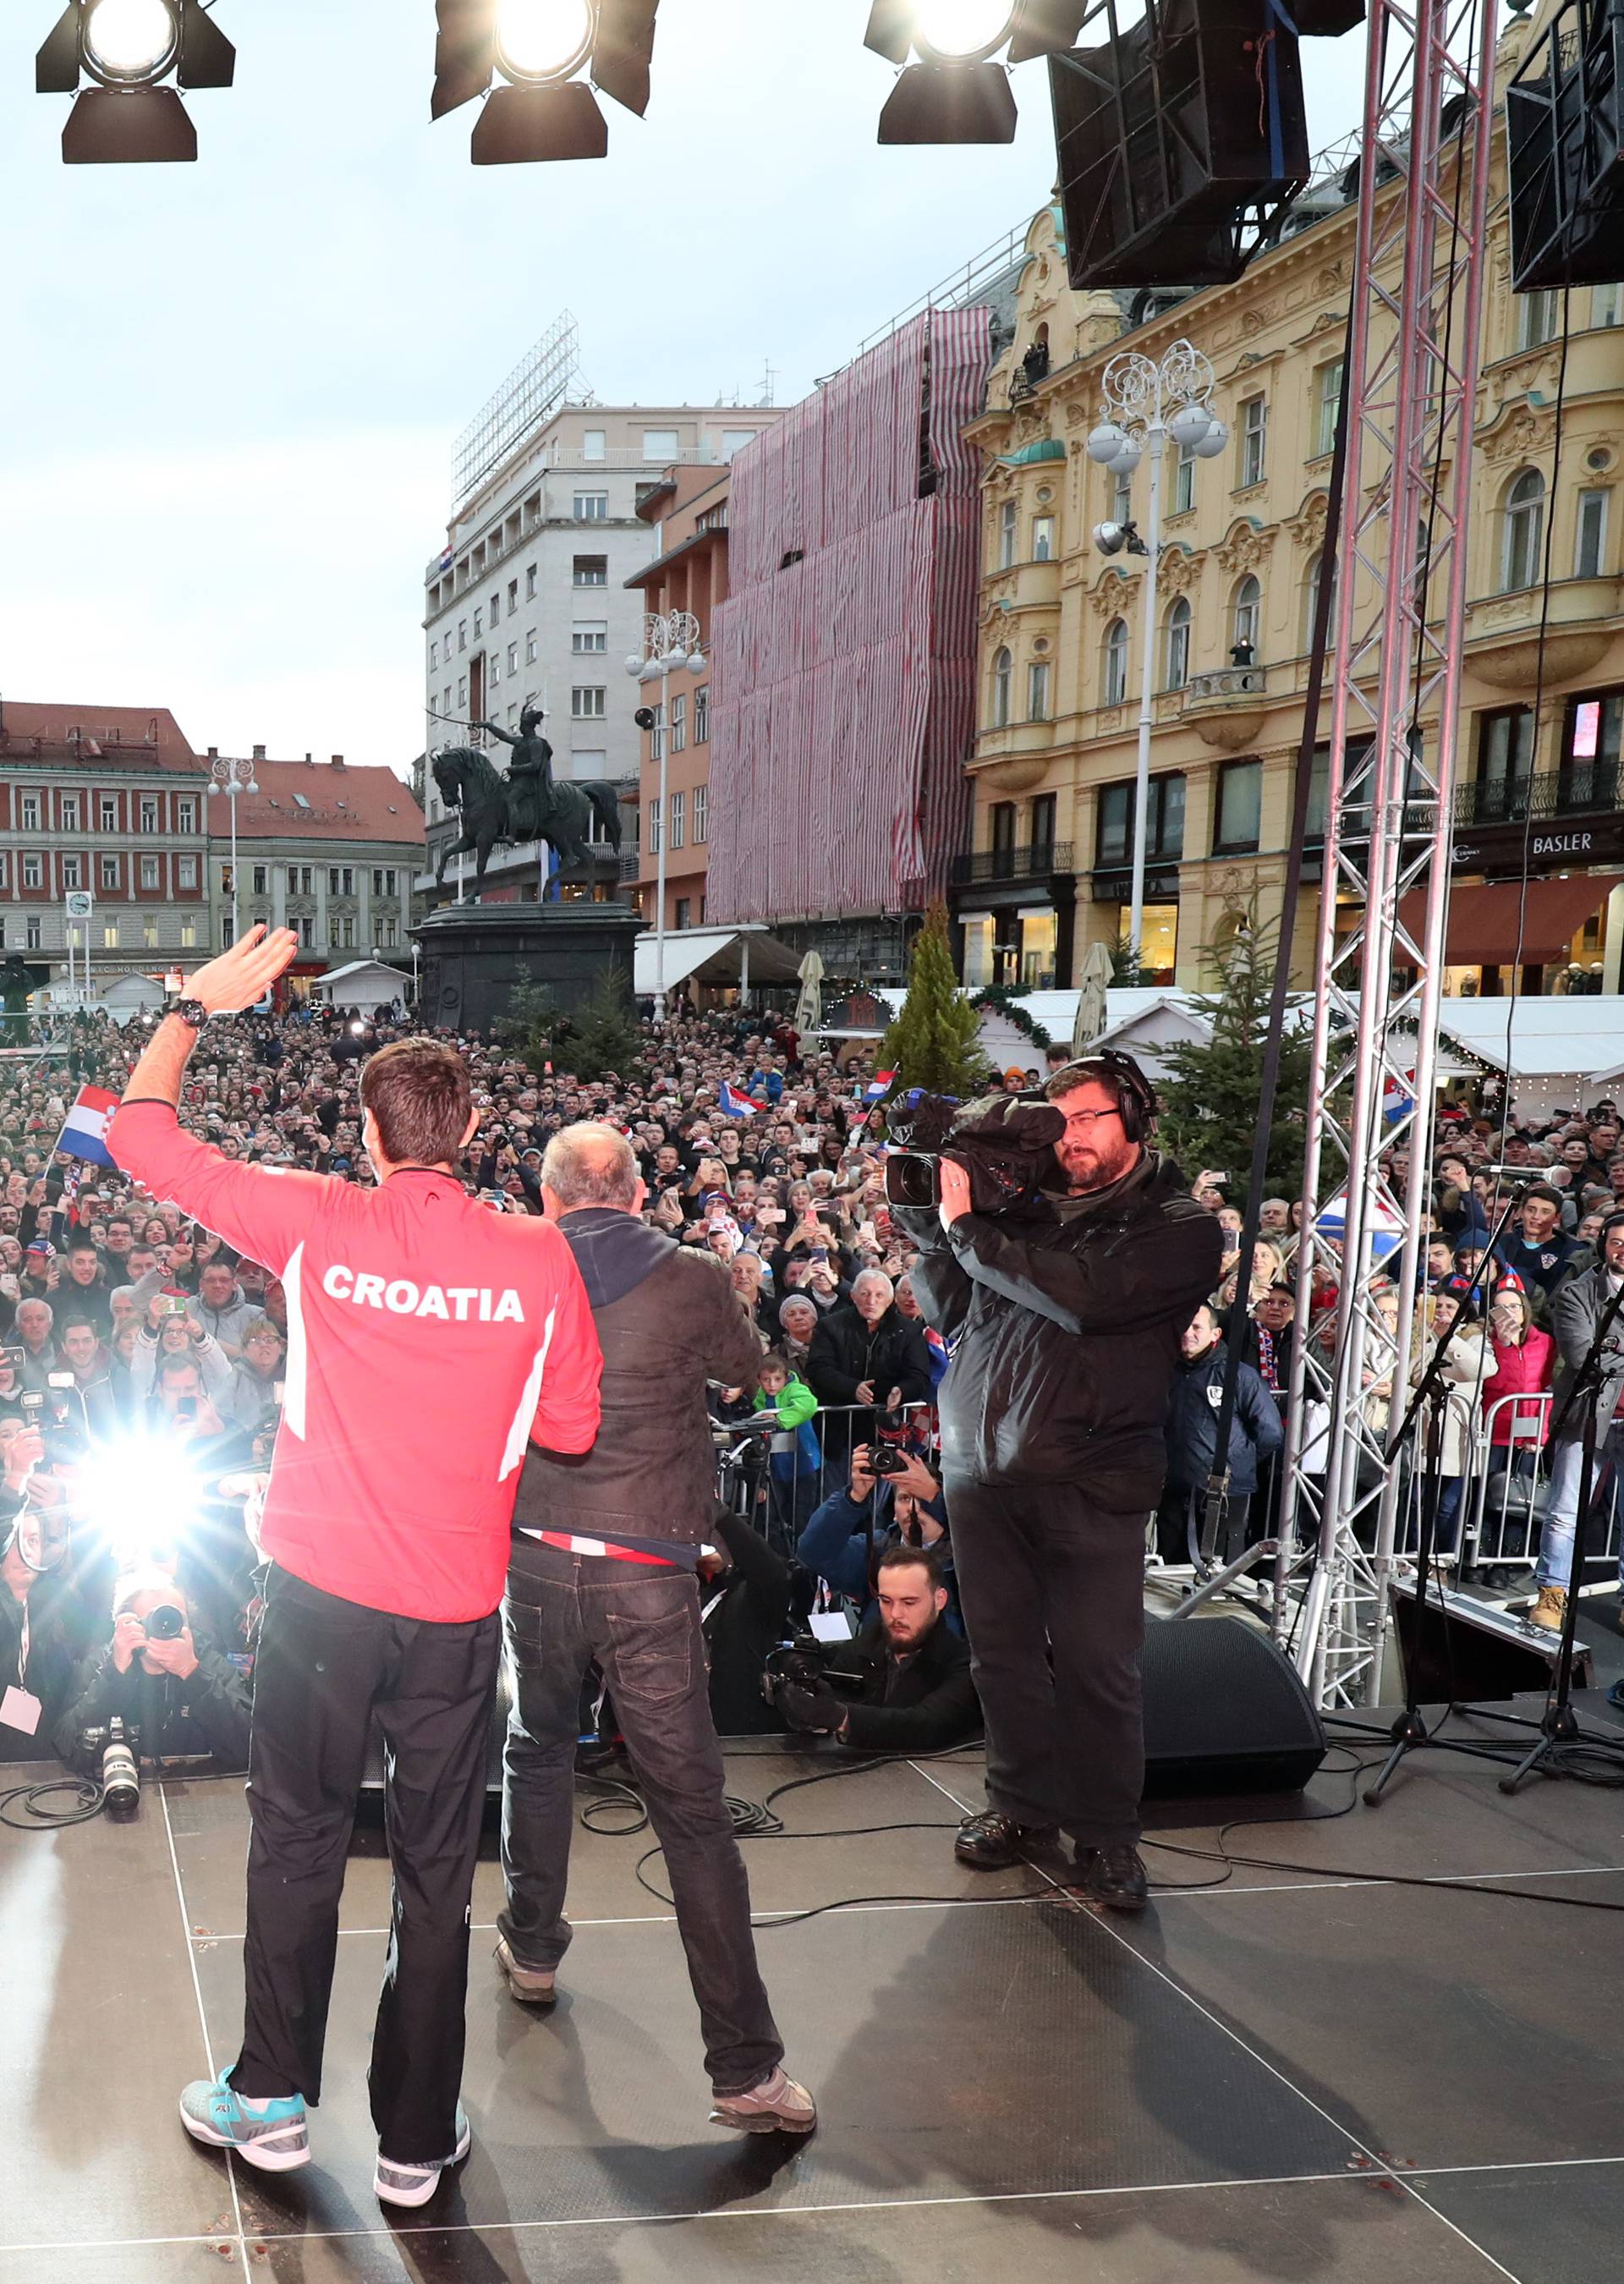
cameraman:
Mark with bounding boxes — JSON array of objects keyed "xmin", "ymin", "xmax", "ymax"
[
  {"xmin": 797, "ymin": 1441, "xmax": 956, "ymax": 1626},
  {"xmin": 53, "ymin": 1572, "xmax": 252, "ymax": 1771},
  {"xmin": 774, "ymin": 1544, "xmax": 978, "ymax": 1753},
  {"xmin": 897, "ymin": 1057, "xmax": 1222, "ymax": 1909}
]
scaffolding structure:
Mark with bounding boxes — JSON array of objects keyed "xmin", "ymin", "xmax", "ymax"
[
  {"xmin": 1276, "ymin": 0, "xmax": 1501, "ymax": 1705},
  {"xmin": 453, "ymin": 310, "xmax": 582, "ymax": 505}
]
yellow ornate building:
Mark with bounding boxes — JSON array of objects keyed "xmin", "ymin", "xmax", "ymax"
[{"xmin": 957, "ymin": 8, "xmax": 1624, "ymax": 996}]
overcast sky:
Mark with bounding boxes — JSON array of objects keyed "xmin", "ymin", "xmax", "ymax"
[{"xmin": 0, "ymin": 1, "xmax": 1367, "ymax": 777}]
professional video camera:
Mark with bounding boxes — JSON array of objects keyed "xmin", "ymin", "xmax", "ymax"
[
  {"xmin": 882, "ymin": 1090, "xmax": 1065, "ymax": 1216},
  {"xmin": 761, "ymin": 1636, "xmax": 875, "ymax": 1721}
]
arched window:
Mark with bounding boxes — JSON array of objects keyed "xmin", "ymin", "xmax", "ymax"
[
  {"xmin": 1304, "ymin": 551, "xmax": 1338, "ymax": 652},
  {"xmin": 1232, "ymin": 575, "xmax": 1262, "ymax": 661},
  {"xmin": 1164, "ymin": 596, "xmax": 1192, "ymax": 690},
  {"xmin": 990, "ymin": 645, "xmax": 1012, "ymax": 727},
  {"xmin": 1502, "ymin": 468, "xmax": 1545, "ymax": 592},
  {"xmin": 1104, "ymin": 617, "xmax": 1129, "ymax": 706}
]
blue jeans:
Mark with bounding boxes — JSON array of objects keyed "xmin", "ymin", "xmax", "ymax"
[
  {"xmin": 1535, "ymin": 1429, "xmax": 1624, "ymax": 1589},
  {"xmin": 499, "ymin": 1538, "xmax": 783, "ymax": 2095}
]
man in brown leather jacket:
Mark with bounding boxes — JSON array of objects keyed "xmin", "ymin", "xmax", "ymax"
[{"xmin": 497, "ymin": 1123, "xmax": 816, "ymax": 2139}]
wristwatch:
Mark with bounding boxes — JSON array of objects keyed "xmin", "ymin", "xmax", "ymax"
[{"xmin": 170, "ymin": 999, "xmax": 211, "ymax": 1030}]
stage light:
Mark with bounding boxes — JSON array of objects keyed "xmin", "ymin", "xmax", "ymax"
[
  {"xmin": 865, "ymin": 0, "xmax": 1089, "ymax": 145},
  {"xmin": 36, "ymin": 0, "xmax": 234, "ymax": 163},
  {"xmin": 496, "ymin": 0, "xmax": 596, "ymax": 81},
  {"xmin": 913, "ymin": 1, "xmax": 1018, "ymax": 60},
  {"xmin": 434, "ymin": 0, "xmax": 661, "ymax": 166},
  {"xmin": 82, "ymin": 0, "xmax": 178, "ymax": 81},
  {"xmin": 1093, "ymin": 521, "xmax": 1128, "ymax": 554},
  {"xmin": 73, "ymin": 1435, "xmax": 205, "ymax": 1573}
]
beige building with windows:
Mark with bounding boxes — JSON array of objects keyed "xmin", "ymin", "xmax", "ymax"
[{"xmin": 957, "ymin": 12, "xmax": 1624, "ymax": 997}]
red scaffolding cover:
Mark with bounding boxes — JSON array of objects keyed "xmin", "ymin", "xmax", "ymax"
[{"xmin": 705, "ymin": 306, "xmax": 990, "ymax": 926}]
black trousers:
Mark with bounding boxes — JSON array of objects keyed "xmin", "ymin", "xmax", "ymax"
[
  {"xmin": 500, "ymin": 1538, "xmax": 782, "ymax": 2094},
  {"xmin": 946, "ymin": 1479, "xmax": 1145, "ymax": 1849},
  {"xmin": 232, "ymin": 1565, "xmax": 500, "ymax": 2164},
  {"xmin": 1155, "ymin": 1485, "xmax": 1254, "ymax": 1567}
]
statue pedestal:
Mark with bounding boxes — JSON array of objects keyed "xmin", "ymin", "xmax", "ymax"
[{"xmin": 413, "ymin": 900, "xmax": 641, "ymax": 1035}]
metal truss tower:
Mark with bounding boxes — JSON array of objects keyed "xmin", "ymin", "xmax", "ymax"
[{"xmin": 1276, "ymin": 0, "xmax": 1501, "ymax": 1705}]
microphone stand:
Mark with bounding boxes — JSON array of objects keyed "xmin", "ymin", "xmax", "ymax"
[
  {"xmin": 1497, "ymin": 1269, "xmax": 1624, "ymax": 1793},
  {"xmin": 1363, "ymin": 1183, "xmax": 1524, "ymax": 1805}
]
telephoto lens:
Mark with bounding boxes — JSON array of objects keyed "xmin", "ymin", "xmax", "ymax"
[
  {"xmin": 101, "ymin": 1717, "xmax": 140, "ymax": 1820},
  {"xmin": 143, "ymin": 1604, "xmax": 185, "ymax": 1642}
]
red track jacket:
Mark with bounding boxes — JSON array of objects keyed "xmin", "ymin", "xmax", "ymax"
[{"xmin": 109, "ymin": 1101, "xmax": 602, "ymax": 1622}]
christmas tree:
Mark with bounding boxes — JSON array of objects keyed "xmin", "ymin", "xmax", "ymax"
[
  {"xmin": 1155, "ymin": 905, "xmax": 1312, "ymax": 1193},
  {"xmin": 879, "ymin": 901, "xmax": 990, "ymax": 1099}
]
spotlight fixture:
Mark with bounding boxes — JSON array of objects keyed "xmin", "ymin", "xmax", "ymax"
[
  {"xmin": 433, "ymin": 0, "xmax": 661, "ymax": 166},
  {"xmin": 1092, "ymin": 519, "xmax": 1147, "ymax": 556},
  {"xmin": 36, "ymin": 0, "xmax": 234, "ymax": 164},
  {"xmin": 863, "ymin": 0, "xmax": 1090, "ymax": 143}
]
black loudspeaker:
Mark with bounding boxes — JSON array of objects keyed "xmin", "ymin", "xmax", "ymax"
[
  {"xmin": 1507, "ymin": 0, "xmax": 1624, "ymax": 289},
  {"xmin": 1051, "ymin": 0, "xmax": 1309, "ymax": 289},
  {"xmin": 1142, "ymin": 1615, "xmax": 1326, "ymax": 1797},
  {"xmin": 1389, "ymin": 1576, "xmax": 1593, "ymax": 1703}
]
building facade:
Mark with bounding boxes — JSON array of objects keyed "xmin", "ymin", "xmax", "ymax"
[
  {"xmin": 0, "ymin": 701, "xmax": 210, "ymax": 991},
  {"xmin": 211, "ymin": 752, "xmax": 423, "ymax": 995},
  {"xmin": 960, "ymin": 13, "xmax": 1624, "ymax": 997},
  {"xmin": 624, "ymin": 464, "xmax": 734, "ymax": 932},
  {"xmin": 420, "ymin": 393, "xmax": 781, "ymax": 909}
]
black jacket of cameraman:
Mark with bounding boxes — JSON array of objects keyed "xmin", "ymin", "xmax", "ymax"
[
  {"xmin": 897, "ymin": 1155, "xmax": 1223, "ymax": 1508},
  {"xmin": 837, "ymin": 1609, "xmax": 979, "ymax": 1754},
  {"xmin": 53, "ymin": 1637, "xmax": 253, "ymax": 1771}
]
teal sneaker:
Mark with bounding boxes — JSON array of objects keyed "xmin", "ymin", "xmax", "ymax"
[
  {"xmin": 179, "ymin": 2078, "xmax": 310, "ymax": 2172},
  {"xmin": 374, "ymin": 2105, "xmax": 472, "ymax": 2209}
]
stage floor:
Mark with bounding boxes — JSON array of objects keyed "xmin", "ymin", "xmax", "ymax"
[{"xmin": 4, "ymin": 1701, "xmax": 1624, "ymax": 2284}]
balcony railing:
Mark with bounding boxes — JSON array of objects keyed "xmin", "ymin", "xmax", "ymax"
[
  {"xmin": 1454, "ymin": 761, "xmax": 1620, "ymax": 828},
  {"xmin": 950, "ymin": 841, "xmax": 1073, "ymax": 886},
  {"xmin": 1185, "ymin": 664, "xmax": 1269, "ymax": 702}
]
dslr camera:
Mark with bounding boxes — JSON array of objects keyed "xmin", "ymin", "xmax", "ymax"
[
  {"xmin": 760, "ymin": 1637, "xmax": 873, "ymax": 1718},
  {"xmin": 882, "ymin": 1090, "xmax": 1065, "ymax": 1216}
]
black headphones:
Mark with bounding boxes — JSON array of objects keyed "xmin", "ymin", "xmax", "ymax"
[{"xmin": 1058, "ymin": 1050, "xmax": 1158, "ymax": 1144}]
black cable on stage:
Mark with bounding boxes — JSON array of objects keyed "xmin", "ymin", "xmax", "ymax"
[{"xmin": 0, "ymin": 1776, "xmax": 105, "ymax": 1830}]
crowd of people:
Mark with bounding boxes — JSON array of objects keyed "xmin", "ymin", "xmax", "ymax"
[{"xmin": 3, "ymin": 990, "xmax": 1621, "ymax": 1793}]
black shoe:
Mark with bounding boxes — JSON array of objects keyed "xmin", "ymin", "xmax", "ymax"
[
  {"xmin": 954, "ymin": 1810, "xmax": 1057, "ymax": 1869},
  {"xmin": 1074, "ymin": 1843, "xmax": 1149, "ymax": 1912}
]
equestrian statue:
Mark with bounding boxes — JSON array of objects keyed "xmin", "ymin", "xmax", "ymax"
[{"xmin": 431, "ymin": 707, "xmax": 624, "ymax": 893}]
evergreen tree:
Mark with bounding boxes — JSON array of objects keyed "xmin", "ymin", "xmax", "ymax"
[
  {"xmin": 880, "ymin": 901, "xmax": 989, "ymax": 1098},
  {"xmin": 564, "ymin": 966, "xmax": 645, "ymax": 1084},
  {"xmin": 1155, "ymin": 907, "xmax": 1312, "ymax": 1194},
  {"xmin": 493, "ymin": 970, "xmax": 566, "ymax": 1064}
]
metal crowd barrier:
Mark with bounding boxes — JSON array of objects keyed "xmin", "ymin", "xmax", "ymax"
[{"xmin": 710, "ymin": 1397, "xmax": 939, "ymax": 1550}]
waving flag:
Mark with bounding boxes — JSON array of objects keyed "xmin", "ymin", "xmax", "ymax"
[
  {"xmin": 718, "ymin": 1082, "xmax": 758, "ymax": 1117},
  {"xmin": 1383, "ymin": 1073, "xmax": 1414, "ymax": 1124},
  {"xmin": 53, "ymin": 1084, "xmax": 121, "ymax": 1170},
  {"xmin": 864, "ymin": 1069, "xmax": 896, "ymax": 1105}
]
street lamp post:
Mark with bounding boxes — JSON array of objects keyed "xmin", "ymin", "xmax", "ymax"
[
  {"xmin": 624, "ymin": 609, "xmax": 705, "ymax": 1022},
  {"xmin": 1087, "ymin": 342, "xmax": 1227, "ymax": 970},
  {"xmin": 205, "ymin": 755, "xmax": 260, "ymax": 949}
]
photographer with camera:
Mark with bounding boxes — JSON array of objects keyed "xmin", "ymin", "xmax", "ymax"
[
  {"xmin": 893, "ymin": 1056, "xmax": 1222, "ymax": 1908},
  {"xmin": 54, "ymin": 1571, "xmax": 252, "ymax": 1771},
  {"xmin": 771, "ymin": 1543, "xmax": 978, "ymax": 1753},
  {"xmin": 0, "ymin": 1426, "xmax": 80, "ymax": 1761},
  {"xmin": 797, "ymin": 1440, "xmax": 956, "ymax": 1625}
]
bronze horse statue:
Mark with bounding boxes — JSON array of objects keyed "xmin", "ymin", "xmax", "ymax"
[{"xmin": 432, "ymin": 746, "xmax": 624, "ymax": 892}]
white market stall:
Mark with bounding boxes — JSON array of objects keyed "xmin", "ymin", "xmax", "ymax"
[{"xmin": 309, "ymin": 960, "xmax": 410, "ymax": 1014}]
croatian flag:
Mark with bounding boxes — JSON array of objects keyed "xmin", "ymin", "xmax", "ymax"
[
  {"xmin": 718, "ymin": 1082, "xmax": 758, "ymax": 1117},
  {"xmin": 864, "ymin": 1069, "xmax": 896, "ymax": 1105},
  {"xmin": 53, "ymin": 1084, "xmax": 121, "ymax": 1170},
  {"xmin": 924, "ymin": 1324, "xmax": 952, "ymax": 1387},
  {"xmin": 1383, "ymin": 1073, "xmax": 1413, "ymax": 1124}
]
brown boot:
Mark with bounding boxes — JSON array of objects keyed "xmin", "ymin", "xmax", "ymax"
[{"xmin": 1528, "ymin": 1585, "xmax": 1566, "ymax": 1632}]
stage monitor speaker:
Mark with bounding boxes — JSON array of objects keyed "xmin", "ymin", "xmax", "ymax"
[
  {"xmin": 1141, "ymin": 1615, "xmax": 1326, "ymax": 1797},
  {"xmin": 1506, "ymin": 0, "xmax": 1624, "ymax": 289},
  {"xmin": 1050, "ymin": 0, "xmax": 1309, "ymax": 289},
  {"xmin": 1389, "ymin": 1576, "xmax": 1593, "ymax": 1703}
]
